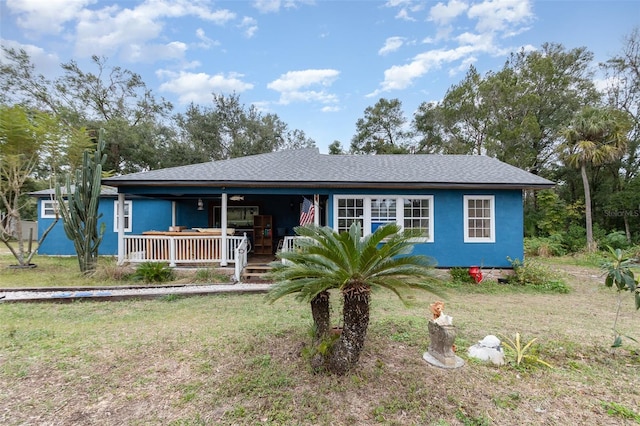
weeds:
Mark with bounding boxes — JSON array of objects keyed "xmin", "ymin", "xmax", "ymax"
[
  {"xmin": 500, "ymin": 332, "xmax": 553, "ymax": 369},
  {"xmin": 131, "ymin": 262, "xmax": 175, "ymax": 283},
  {"xmin": 506, "ymin": 257, "xmax": 569, "ymax": 293},
  {"xmin": 600, "ymin": 401, "xmax": 640, "ymax": 422},
  {"xmin": 449, "ymin": 267, "xmax": 476, "ymax": 284}
]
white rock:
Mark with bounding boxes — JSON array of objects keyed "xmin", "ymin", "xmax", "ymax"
[{"xmin": 467, "ymin": 335, "xmax": 505, "ymax": 365}]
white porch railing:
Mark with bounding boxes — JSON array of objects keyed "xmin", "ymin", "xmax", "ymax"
[
  {"xmin": 279, "ymin": 236, "xmax": 311, "ymax": 264},
  {"xmin": 123, "ymin": 234, "xmax": 248, "ymax": 268},
  {"xmin": 233, "ymin": 235, "xmax": 249, "ymax": 283}
]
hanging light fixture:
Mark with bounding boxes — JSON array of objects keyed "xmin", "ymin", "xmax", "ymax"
[{"xmin": 197, "ymin": 198, "xmax": 204, "ymax": 210}]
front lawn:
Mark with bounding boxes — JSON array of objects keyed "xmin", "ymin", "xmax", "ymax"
[{"xmin": 1, "ymin": 259, "xmax": 638, "ymax": 425}]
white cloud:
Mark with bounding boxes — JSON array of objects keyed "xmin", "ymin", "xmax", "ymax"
[
  {"xmin": 158, "ymin": 70, "xmax": 254, "ymax": 104},
  {"xmin": 73, "ymin": 0, "xmax": 235, "ymax": 60},
  {"xmin": 372, "ymin": 0, "xmax": 534, "ymax": 95},
  {"xmin": 6, "ymin": 0, "xmax": 94, "ymax": 35},
  {"xmin": 467, "ymin": 0, "xmax": 533, "ymax": 34},
  {"xmin": 321, "ymin": 105, "xmax": 341, "ymax": 113},
  {"xmin": 379, "ymin": 37, "xmax": 405, "ymax": 56},
  {"xmin": 428, "ymin": 0, "xmax": 468, "ymax": 26},
  {"xmin": 268, "ymin": 69, "xmax": 339, "ymax": 92},
  {"xmin": 267, "ymin": 69, "xmax": 340, "ymax": 105},
  {"xmin": 252, "ymin": 0, "xmax": 315, "ymax": 13},
  {"xmin": 368, "ymin": 45, "xmax": 478, "ymax": 96},
  {"xmin": 253, "ymin": 0, "xmax": 281, "ymax": 13},
  {"xmin": 239, "ymin": 17, "xmax": 259, "ymax": 38},
  {"xmin": 195, "ymin": 28, "xmax": 219, "ymax": 49}
]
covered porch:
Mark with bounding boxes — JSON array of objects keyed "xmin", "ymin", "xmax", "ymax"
[{"xmin": 114, "ymin": 191, "xmax": 323, "ymax": 281}]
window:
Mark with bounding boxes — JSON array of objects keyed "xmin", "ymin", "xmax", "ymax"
[
  {"xmin": 371, "ymin": 198, "xmax": 396, "ymax": 231},
  {"xmin": 403, "ymin": 197, "xmax": 433, "ymax": 241},
  {"xmin": 113, "ymin": 200, "xmax": 132, "ymax": 232},
  {"xmin": 41, "ymin": 200, "xmax": 60, "ymax": 219},
  {"xmin": 464, "ymin": 195, "xmax": 494, "ymax": 243},
  {"xmin": 333, "ymin": 195, "xmax": 433, "ymax": 242},
  {"xmin": 336, "ymin": 197, "xmax": 364, "ymax": 234}
]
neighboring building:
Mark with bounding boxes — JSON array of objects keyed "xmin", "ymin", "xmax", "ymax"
[{"xmin": 94, "ymin": 148, "xmax": 554, "ymax": 268}]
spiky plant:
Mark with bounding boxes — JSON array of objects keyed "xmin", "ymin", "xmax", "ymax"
[
  {"xmin": 267, "ymin": 222, "xmax": 438, "ymax": 375},
  {"xmin": 55, "ymin": 128, "xmax": 107, "ymax": 274}
]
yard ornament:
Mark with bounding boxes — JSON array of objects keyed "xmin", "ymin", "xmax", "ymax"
[{"xmin": 423, "ymin": 301, "xmax": 464, "ymax": 369}]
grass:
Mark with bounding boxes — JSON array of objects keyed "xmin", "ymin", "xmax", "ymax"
[
  {"xmin": 1, "ymin": 255, "xmax": 640, "ymax": 425},
  {"xmin": 0, "ymin": 255, "xmax": 231, "ymax": 288}
]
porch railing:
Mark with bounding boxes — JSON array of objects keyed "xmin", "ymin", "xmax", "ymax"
[
  {"xmin": 123, "ymin": 234, "xmax": 248, "ymax": 268},
  {"xmin": 233, "ymin": 235, "xmax": 249, "ymax": 282},
  {"xmin": 279, "ymin": 236, "xmax": 311, "ymax": 264}
]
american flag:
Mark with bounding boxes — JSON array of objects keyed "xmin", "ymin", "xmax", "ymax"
[{"xmin": 300, "ymin": 197, "xmax": 315, "ymax": 226}]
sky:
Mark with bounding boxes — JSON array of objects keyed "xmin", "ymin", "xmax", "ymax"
[{"xmin": 1, "ymin": 0, "xmax": 639, "ymax": 154}]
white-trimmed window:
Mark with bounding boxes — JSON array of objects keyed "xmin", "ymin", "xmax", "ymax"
[
  {"xmin": 463, "ymin": 195, "xmax": 495, "ymax": 243},
  {"xmin": 113, "ymin": 200, "xmax": 132, "ymax": 232},
  {"xmin": 403, "ymin": 197, "xmax": 433, "ymax": 241},
  {"xmin": 333, "ymin": 195, "xmax": 433, "ymax": 242},
  {"xmin": 41, "ymin": 200, "xmax": 60, "ymax": 218},
  {"xmin": 371, "ymin": 198, "xmax": 397, "ymax": 232},
  {"xmin": 336, "ymin": 197, "xmax": 364, "ymax": 233}
]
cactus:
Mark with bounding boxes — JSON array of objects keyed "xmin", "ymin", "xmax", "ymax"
[{"xmin": 55, "ymin": 128, "xmax": 107, "ymax": 274}]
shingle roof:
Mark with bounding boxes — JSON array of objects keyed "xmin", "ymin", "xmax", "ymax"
[{"xmin": 102, "ymin": 148, "xmax": 554, "ymax": 190}]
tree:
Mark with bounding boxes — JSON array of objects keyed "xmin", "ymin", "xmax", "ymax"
[
  {"xmin": 601, "ymin": 27, "xmax": 640, "ymax": 241},
  {"xmin": 55, "ymin": 128, "xmax": 107, "ymax": 273},
  {"xmin": 267, "ymin": 223, "xmax": 437, "ymax": 375},
  {"xmin": 414, "ymin": 44, "xmax": 599, "ymax": 173},
  {"xmin": 414, "ymin": 66, "xmax": 489, "ymax": 155},
  {"xmin": 560, "ymin": 106, "xmax": 631, "ymax": 252},
  {"xmin": 0, "ymin": 105, "xmax": 61, "ymax": 266},
  {"xmin": 350, "ymin": 98, "xmax": 412, "ymax": 154},
  {"xmin": 328, "ymin": 140, "xmax": 344, "ymax": 155},
  {"xmin": 1, "ymin": 48, "xmax": 172, "ymax": 174}
]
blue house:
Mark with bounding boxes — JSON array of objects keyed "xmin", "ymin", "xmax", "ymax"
[
  {"xmin": 32, "ymin": 187, "xmax": 173, "ymax": 256},
  {"xmin": 94, "ymin": 148, "xmax": 553, "ymax": 271}
]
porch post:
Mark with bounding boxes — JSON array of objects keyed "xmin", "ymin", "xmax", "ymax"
[
  {"xmin": 117, "ymin": 193, "xmax": 125, "ymax": 265},
  {"xmin": 313, "ymin": 194, "xmax": 320, "ymax": 226},
  {"xmin": 171, "ymin": 201, "xmax": 176, "ymax": 226},
  {"xmin": 221, "ymin": 192, "xmax": 228, "ymax": 266}
]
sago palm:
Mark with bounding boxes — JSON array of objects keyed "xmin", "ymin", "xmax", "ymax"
[{"xmin": 267, "ymin": 222, "xmax": 437, "ymax": 375}]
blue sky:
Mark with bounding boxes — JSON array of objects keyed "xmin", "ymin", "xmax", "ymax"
[{"xmin": 1, "ymin": 0, "xmax": 639, "ymax": 153}]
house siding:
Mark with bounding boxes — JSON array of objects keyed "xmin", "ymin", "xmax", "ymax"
[
  {"xmin": 36, "ymin": 198, "xmax": 172, "ymax": 256},
  {"xmin": 326, "ymin": 188, "xmax": 523, "ymax": 268},
  {"xmin": 36, "ymin": 186, "xmax": 524, "ymax": 268}
]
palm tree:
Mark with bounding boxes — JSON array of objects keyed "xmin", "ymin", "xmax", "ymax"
[
  {"xmin": 267, "ymin": 223, "xmax": 437, "ymax": 375},
  {"xmin": 560, "ymin": 106, "xmax": 630, "ymax": 252}
]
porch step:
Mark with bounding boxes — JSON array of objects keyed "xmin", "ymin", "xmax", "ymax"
[{"xmin": 241, "ymin": 264, "xmax": 273, "ymax": 282}]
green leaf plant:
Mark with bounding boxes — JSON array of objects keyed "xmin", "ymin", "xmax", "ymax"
[
  {"xmin": 601, "ymin": 246, "xmax": 640, "ymax": 347},
  {"xmin": 500, "ymin": 332, "xmax": 553, "ymax": 369}
]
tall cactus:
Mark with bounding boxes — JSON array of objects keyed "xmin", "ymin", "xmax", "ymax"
[{"xmin": 55, "ymin": 128, "xmax": 107, "ymax": 273}]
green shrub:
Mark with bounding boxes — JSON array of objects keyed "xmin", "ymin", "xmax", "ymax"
[
  {"xmin": 449, "ymin": 267, "xmax": 476, "ymax": 283},
  {"xmin": 506, "ymin": 257, "xmax": 569, "ymax": 293},
  {"xmin": 563, "ymin": 224, "xmax": 587, "ymax": 253},
  {"xmin": 599, "ymin": 231, "xmax": 631, "ymax": 251},
  {"xmin": 132, "ymin": 262, "xmax": 175, "ymax": 283},
  {"xmin": 524, "ymin": 235, "xmax": 566, "ymax": 257}
]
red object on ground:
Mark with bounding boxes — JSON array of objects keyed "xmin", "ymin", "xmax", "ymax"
[{"xmin": 469, "ymin": 266, "xmax": 483, "ymax": 283}]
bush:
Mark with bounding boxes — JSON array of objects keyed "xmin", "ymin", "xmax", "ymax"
[
  {"xmin": 506, "ymin": 257, "xmax": 569, "ymax": 293},
  {"xmin": 563, "ymin": 224, "xmax": 587, "ymax": 253},
  {"xmin": 132, "ymin": 262, "xmax": 174, "ymax": 283},
  {"xmin": 599, "ymin": 231, "xmax": 631, "ymax": 251},
  {"xmin": 524, "ymin": 235, "xmax": 566, "ymax": 257},
  {"xmin": 449, "ymin": 267, "xmax": 476, "ymax": 283}
]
